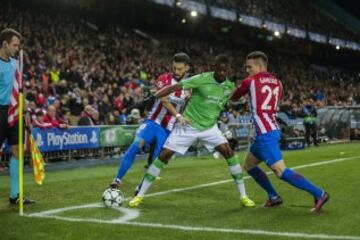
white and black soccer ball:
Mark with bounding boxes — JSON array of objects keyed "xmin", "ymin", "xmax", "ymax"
[{"xmin": 102, "ymin": 188, "xmax": 125, "ymax": 208}]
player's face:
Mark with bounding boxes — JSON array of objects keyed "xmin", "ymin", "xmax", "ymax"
[
  {"xmin": 172, "ymin": 62, "xmax": 189, "ymax": 80},
  {"xmin": 4, "ymin": 36, "xmax": 21, "ymax": 57},
  {"xmin": 214, "ymin": 63, "xmax": 230, "ymax": 82},
  {"xmin": 245, "ymin": 59, "xmax": 262, "ymax": 76}
]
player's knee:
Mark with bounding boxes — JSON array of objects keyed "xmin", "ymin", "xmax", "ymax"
[
  {"xmin": 217, "ymin": 145, "xmax": 233, "ymax": 159},
  {"xmin": 223, "ymin": 148, "xmax": 234, "ymax": 159},
  {"xmin": 272, "ymin": 166, "xmax": 285, "ymax": 178},
  {"xmin": 133, "ymin": 137, "xmax": 145, "ymax": 148},
  {"xmin": 11, "ymin": 147, "xmax": 19, "ymax": 158},
  {"xmin": 158, "ymin": 149, "xmax": 174, "ymax": 164},
  {"xmin": 270, "ymin": 160, "xmax": 286, "ymax": 178},
  {"xmin": 243, "ymin": 161, "xmax": 252, "ymax": 171},
  {"xmin": 227, "ymin": 152, "xmax": 234, "ymax": 159},
  {"xmin": 274, "ymin": 169, "xmax": 283, "ymax": 178}
]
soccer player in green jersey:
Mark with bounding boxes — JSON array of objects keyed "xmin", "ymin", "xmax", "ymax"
[{"xmin": 129, "ymin": 55, "xmax": 255, "ymax": 207}]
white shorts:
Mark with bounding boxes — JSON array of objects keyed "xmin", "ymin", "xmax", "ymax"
[{"xmin": 164, "ymin": 124, "xmax": 228, "ymax": 155}]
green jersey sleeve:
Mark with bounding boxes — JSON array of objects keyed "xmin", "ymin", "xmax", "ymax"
[{"xmin": 181, "ymin": 74, "xmax": 204, "ymax": 90}]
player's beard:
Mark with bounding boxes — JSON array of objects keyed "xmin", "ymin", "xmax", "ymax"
[
  {"xmin": 174, "ymin": 72, "xmax": 187, "ymax": 81},
  {"xmin": 174, "ymin": 73, "xmax": 184, "ymax": 81}
]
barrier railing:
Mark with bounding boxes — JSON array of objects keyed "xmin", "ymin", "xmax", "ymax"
[
  {"xmin": 0, "ymin": 125, "xmax": 139, "ymax": 164},
  {"xmin": 1, "ymin": 107, "xmax": 359, "ymax": 164}
]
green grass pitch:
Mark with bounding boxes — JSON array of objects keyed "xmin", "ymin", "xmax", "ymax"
[{"xmin": 1, "ymin": 142, "xmax": 360, "ymax": 240}]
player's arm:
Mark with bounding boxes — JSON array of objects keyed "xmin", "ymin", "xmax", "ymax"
[
  {"xmin": 153, "ymin": 75, "xmax": 182, "ymax": 114},
  {"xmin": 275, "ymin": 80, "xmax": 285, "ymax": 125},
  {"xmin": 155, "ymin": 74, "xmax": 202, "ymax": 98},
  {"xmin": 230, "ymin": 78, "xmax": 251, "ymax": 102},
  {"xmin": 276, "ymin": 80, "xmax": 284, "ymax": 111},
  {"xmin": 154, "ymin": 76, "xmax": 188, "ymax": 125},
  {"xmin": 159, "ymin": 95, "xmax": 186, "ymax": 124},
  {"xmin": 154, "ymin": 83, "xmax": 182, "ymax": 98}
]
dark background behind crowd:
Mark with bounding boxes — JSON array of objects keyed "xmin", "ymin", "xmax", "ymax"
[{"xmin": 1, "ymin": 0, "xmax": 359, "ymax": 129}]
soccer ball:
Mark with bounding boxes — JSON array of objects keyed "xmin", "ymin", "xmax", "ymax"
[{"xmin": 102, "ymin": 188, "xmax": 125, "ymax": 208}]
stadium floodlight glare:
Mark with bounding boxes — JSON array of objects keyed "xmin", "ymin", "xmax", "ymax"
[
  {"xmin": 190, "ymin": 10, "xmax": 198, "ymax": 17},
  {"xmin": 336, "ymin": 45, "xmax": 340, "ymax": 50},
  {"xmin": 181, "ymin": 18, "xmax": 186, "ymax": 24},
  {"xmin": 274, "ymin": 31, "xmax": 280, "ymax": 37},
  {"xmin": 176, "ymin": 0, "xmax": 181, "ymax": 7},
  {"xmin": 238, "ymin": 17, "xmax": 243, "ymax": 22}
]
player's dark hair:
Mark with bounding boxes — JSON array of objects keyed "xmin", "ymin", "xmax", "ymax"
[
  {"xmin": 246, "ymin": 51, "xmax": 268, "ymax": 67},
  {"xmin": 0, "ymin": 28, "xmax": 22, "ymax": 46},
  {"xmin": 172, "ymin": 52, "xmax": 191, "ymax": 65},
  {"xmin": 214, "ymin": 54, "xmax": 230, "ymax": 66}
]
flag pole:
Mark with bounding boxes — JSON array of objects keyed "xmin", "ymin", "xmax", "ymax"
[{"xmin": 18, "ymin": 49, "xmax": 24, "ymax": 216}]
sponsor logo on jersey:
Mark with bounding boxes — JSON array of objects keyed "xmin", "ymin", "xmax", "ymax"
[
  {"xmin": 224, "ymin": 90, "xmax": 231, "ymax": 96},
  {"xmin": 156, "ymin": 81, "xmax": 164, "ymax": 89}
]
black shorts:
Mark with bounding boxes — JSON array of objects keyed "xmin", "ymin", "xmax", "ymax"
[{"xmin": 0, "ymin": 105, "xmax": 19, "ymax": 146}]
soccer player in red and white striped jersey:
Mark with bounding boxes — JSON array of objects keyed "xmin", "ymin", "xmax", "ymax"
[
  {"xmin": 110, "ymin": 53, "xmax": 191, "ymax": 189},
  {"xmin": 147, "ymin": 71, "xmax": 190, "ymax": 132},
  {"xmin": 231, "ymin": 67, "xmax": 283, "ymax": 135},
  {"xmin": 231, "ymin": 51, "xmax": 328, "ymax": 212}
]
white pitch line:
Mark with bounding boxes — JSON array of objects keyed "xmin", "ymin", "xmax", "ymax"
[
  {"xmin": 26, "ymin": 155, "xmax": 360, "ymax": 240},
  {"xmin": 27, "ymin": 213, "xmax": 360, "ymax": 240},
  {"xmin": 29, "ymin": 155, "xmax": 360, "ymax": 217},
  {"xmin": 29, "ymin": 203, "xmax": 102, "ymax": 216},
  {"xmin": 28, "ymin": 206, "xmax": 140, "ymax": 224},
  {"xmin": 137, "ymin": 155, "xmax": 360, "ymax": 199},
  {"xmin": 123, "ymin": 221, "xmax": 360, "ymax": 240}
]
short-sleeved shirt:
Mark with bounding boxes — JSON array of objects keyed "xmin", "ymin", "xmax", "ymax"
[
  {"xmin": 181, "ymin": 72, "xmax": 235, "ymax": 130},
  {"xmin": 0, "ymin": 58, "xmax": 17, "ymax": 105},
  {"xmin": 231, "ymin": 71, "xmax": 283, "ymax": 135},
  {"xmin": 148, "ymin": 73, "xmax": 190, "ymax": 131}
]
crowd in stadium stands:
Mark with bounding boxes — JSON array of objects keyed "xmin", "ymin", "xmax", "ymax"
[
  {"xmin": 211, "ymin": 0, "xmax": 357, "ymax": 40},
  {"xmin": 1, "ymin": 2, "xmax": 359, "ymax": 129}
]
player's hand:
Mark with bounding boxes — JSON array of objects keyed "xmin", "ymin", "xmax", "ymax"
[{"xmin": 176, "ymin": 114, "xmax": 190, "ymax": 126}]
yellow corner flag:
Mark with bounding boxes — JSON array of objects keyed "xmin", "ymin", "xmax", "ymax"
[{"xmin": 29, "ymin": 134, "xmax": 45, "ymax": 185}]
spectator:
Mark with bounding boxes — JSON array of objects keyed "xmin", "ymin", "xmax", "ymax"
[
  {"xmin": 33, "ymin": 110, "xmax": 53, "ymax": 129},
  {"xmin": 68, "ymin": 88, "xmax": 83, "ymax": 123},
  {"xmin": 112, "ymin": 109, "xmax": 122, "ymax": 125},
  {"xmin": 0, "ymin": 0, "xmax": 358, "ymax": 128},
  {"xmin": 126, "ymin": 108, "xmax": 142, "ymax": 125},
  {"xmin": 302, "ymin": 98, "xmax": 319, "ymax": 146},
  {"xmin": 97, "ymin": 94, "xmax": 112, "ymax": 123},
  {"xmin": 43, "ymin": 105, "xmax": 68, "ymax": 128},
  {"xmin": 78, "ymin": 105, "xmax": 99, "ymax": 126},
  {"xmin": 106, "ymin": 113, "xmax": 117, "ymax": 125}
]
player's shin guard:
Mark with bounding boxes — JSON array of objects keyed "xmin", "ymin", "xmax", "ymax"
[
  {"xmin": 280, "ymin": 168, "xmax": 323, "ymax": 199},
  {"xmin": 9, "ymin": 156, "xmax": 19, "ymax": 198},
  {"xmin": 115, "ymin": 142, "xmax": 141, "ymax": 182},
  {"xmin": 137, "ymin": 158, "xmax": 165, "ymax": 197},
  {"xmin": 226, "ymin": 156, "xmax": 246, "ymax": 198},
  {"xmin": 248, "ymin": 166, "xmax": 278, "ymax": 199}
]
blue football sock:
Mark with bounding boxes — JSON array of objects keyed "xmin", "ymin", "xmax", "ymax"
[
  {"xmin": 281, "ymin": 168, "xmax": 323, "ymax": 199},
  {"xmin": 115, "ymin": 143, "xmax": 141, "ymax": 181},
  {"xmin": 248, "ymin": 166, "xmax": 278, "ymax": 199},
  {"xmin": 10, "ymin": 156, "xmax": 19, "ymax": 198}
]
